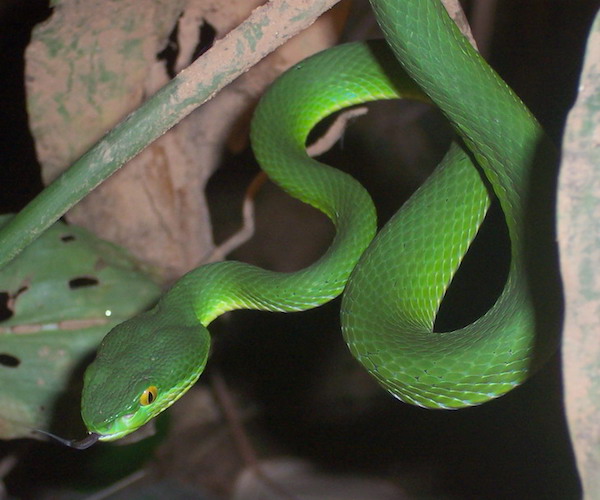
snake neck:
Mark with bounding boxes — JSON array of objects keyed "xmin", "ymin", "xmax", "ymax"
[{"xmin": 160, "ymin": 212, "xmax": 376, "ymax": 327}]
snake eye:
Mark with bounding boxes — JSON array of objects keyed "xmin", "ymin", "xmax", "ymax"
[{"xmin": 140, "ymin": 386, "xmax": 158, "ymax": 406}]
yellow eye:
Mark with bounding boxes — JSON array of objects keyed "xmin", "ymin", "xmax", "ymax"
[{"xmin": 140, "ymin": 386, "xmax": 158, "ymax": 406}]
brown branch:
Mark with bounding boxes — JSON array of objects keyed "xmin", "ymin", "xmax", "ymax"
[
  {"xmin": 177, "ymin": 0, "xmax": 343, "ymax": 109},
  {"xmin": 440, "ymin": 0, "xmax": 478, "ymax": 49},
  {"xmin": 306, "ymin": 107, "xmax": 369, "ymax": 157}
]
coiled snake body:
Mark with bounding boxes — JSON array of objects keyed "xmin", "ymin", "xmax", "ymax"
[{"xmin": 78, "ymin": 0, "xmax": 556, "ymax": 442}]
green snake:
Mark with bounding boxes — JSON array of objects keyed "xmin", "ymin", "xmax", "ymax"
[{"xmin": 68, "ymin": 0, "xmax": 557, "ymax": 447}]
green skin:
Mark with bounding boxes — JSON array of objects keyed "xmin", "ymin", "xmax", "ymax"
[{"xmin": 81, "ymin": 0, "xmax": 557, "ymax": 442}]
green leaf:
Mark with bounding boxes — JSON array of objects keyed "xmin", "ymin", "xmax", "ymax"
[{"xmin": 0, "ymin": 215, "xmax": 161, "ymax": 439}]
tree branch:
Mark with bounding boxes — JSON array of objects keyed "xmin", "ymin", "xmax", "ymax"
[{"xmin": 0, "ymin": 0, "xmax": 341, "ymax": 269}]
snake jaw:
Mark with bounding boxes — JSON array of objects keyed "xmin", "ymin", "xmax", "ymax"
[
  {"xmin": 82, "ymin": 400, "xmax": 173, "ymax": 442},
  {"xmin": 86, "ymin": 408, "xmax": 151, "ymax": 441}
]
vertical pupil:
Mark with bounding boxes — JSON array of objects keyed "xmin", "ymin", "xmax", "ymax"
[{"xmin": 147, "ymin": 390, "xmax": 154, "ymax": 403}]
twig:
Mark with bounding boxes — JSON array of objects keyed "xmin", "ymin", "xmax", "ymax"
[
  {"xmin": 203, "ymin": 172, "xmax": 267, "ymax": 265},
  {"xmin": 83, "ymin": 469, "xmax": 147, "ymax": 500},
  {"xmin": 0, "ymin": 0, "xmax": 342, "ymax": 270},
  {"xmin": 440, "ymin": 0, "xmax": 478, "ymax": 49},
  {"xmin": 306, "ymin": 107, "xmax": 368, "ymax": 157},
  {"xmin": 210, "ymin": 372, "xmax": 299, "ymax": 500},
  {"xmin": 210, "ymin": 372, "xmax": 258, "ymax": 467}
]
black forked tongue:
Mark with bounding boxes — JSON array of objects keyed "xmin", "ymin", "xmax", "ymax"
[{"xmin": 35, "ymin": 429, "xmax": 100, "ymax": 449}]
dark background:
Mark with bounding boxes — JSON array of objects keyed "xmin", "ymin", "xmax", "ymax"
[{"xmin": 1, "ymin": 0, "xmax": 599, "ymax": 498}]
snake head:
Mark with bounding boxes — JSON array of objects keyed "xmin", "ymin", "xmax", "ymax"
[{"xmin": 80, "ymin": 307, "xmax": 210, "ymax": 441}]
